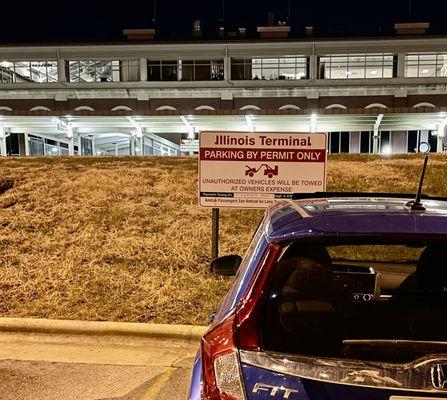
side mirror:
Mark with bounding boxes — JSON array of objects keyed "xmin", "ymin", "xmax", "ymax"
[{"xmin": 210, "ymin": 255, "xmax": 242, "ymax": 276}]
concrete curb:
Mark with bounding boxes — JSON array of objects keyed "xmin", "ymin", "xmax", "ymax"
[{"xmin": 0, "ymin": 318, "xmax": 208, "ymax": 342}]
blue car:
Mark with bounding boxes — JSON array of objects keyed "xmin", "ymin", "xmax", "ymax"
[{"xmin": 189, "ymin": 192, "xmax": 447, "ymax": 400}]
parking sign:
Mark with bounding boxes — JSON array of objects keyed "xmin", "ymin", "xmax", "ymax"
[{"xmin": 199, "ymin": 131, "xmax": 328, "ymax": 208}]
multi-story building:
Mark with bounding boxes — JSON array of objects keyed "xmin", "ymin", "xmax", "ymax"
[{"xmin": 0, "ymin": 23, "xmax": 446, "ymax": 156}]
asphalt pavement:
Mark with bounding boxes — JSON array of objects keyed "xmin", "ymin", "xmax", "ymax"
[{"xmin": 0, "ymin": 322, "xmax": 205, "ymax": 400}]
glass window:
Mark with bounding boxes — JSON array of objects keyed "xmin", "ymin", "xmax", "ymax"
[
  {"xmin": 161, "ymin": 60, "xmax": 178, "ymax": 81},
  {"xmin": 118, "ymin": 60, "xmax": 140, "ymax": 82},
  {"xmin": 329, "ymin": 132, "xmax": 350, "ymax": 153},
  {"xmin": 329, "ymin": 132, "xmax": 340, "ymax": 154},
  {"xmin": 261, "ymin": 238, "xmax": 447, "ymax": 363},
  {"xmin": 0, "ymin": 61, "xmax": 58, "ymax": 83},
  {"xmin": 360, "ymin": 131, "xmax": 372, "ymax": 153},
  {"xmin": 231, "ymin": 57, "xmax": 307, "ymax": 80},
  {"xmin": 407, "ymin": 130, "xmax": 418, "ymax": 153},
  {"xmin": 340, "ymin": 132, "xmax": 350, "ymax": 153},
  {"xmin": 406, "ymin": 53, "xmax": 447, "ymax": 78},
  {"xmin": 428, "ymin": 131, "xmax": 438, "ymax": 153},
  {"xmin": 232, "ymin": 59, "xmax": 252, "ymax": 80},
  {"xmin": 68, "ymin": 60, "xmax": 139, "ymax": 82},
  {"xmin": 148, "ymin": 59, "xmax": 224, "ymax": 81},
  {"xmin": 69, "ymin": 60, "xmax": 112, "ymax": 82},
  {"xmin": 319, "ymin": 54, "xmax": 395, "ymax": 79},
  {"xmin": 380, "ymin": 131, "xmax": 391, "ymax": 154}
]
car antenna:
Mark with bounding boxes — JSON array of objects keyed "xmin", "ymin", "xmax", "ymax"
[{"xmin": 405, "ymin": 155, "xmax": 429, "ymax": 211}]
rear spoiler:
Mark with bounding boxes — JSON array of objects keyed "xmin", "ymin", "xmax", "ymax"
[{"xmin": 291, "ymin": 192, "xmax": 447, "ymax": 202}]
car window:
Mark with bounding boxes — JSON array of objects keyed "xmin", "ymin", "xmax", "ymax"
[
  {"xmin": 261, "ymin": 240, "xmax": 447, "ymax": 363},
  {"xmin": 213, "ymin": 216, "xmax": 268, "ymax": 323}
]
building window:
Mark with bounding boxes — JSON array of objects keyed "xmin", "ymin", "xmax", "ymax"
[
  {"xmin": 319, "ymin": 54, "xmax": 395, "ymax": 79},
  {"xmin": 147, "ymin": 60, "xmax": 224, "ymax": 81},
  {"xmin": 405, "ymin": 53, "xmax": 447, "ymax": 78},
  {"xmin": 360, "ymin": 132, "xmax": 373, "ymax": 153},
  {"xmin": 0, "ymin": 61, "xmax": 58, "ymax": 83},
  {"xmin": 68, "ymin": 60, "xmax": 139, "ymax": 82},
  {"xmin": 380, "ymin": 131, "xmax": 391, "ymax": 153},
  {"xmin": 329, "ymin": 132, "xmax": 350, "ymax": 153},
  {"xmin": 231, "ymin": 57, "xmax": 308, "ymax": 80},
  {"xmin": 407, "ymin": 131, "xmax": 418, "ymax": 153}
]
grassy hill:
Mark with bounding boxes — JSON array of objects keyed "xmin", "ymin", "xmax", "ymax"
[{"xmin": 0, "ymin": 154, "xmax": 446, "ymax": 325}]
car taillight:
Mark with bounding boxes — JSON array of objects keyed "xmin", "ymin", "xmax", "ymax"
[
  {"xmin": 201, "ymin": 313, "xmax": 246, "ymax": 400},
  {"xmin": 201, "ymin": 243, "xmax": 282, "ymax": 400}
]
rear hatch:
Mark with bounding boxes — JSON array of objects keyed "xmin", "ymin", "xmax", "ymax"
[{"xmin": 239, "ymin": 241, "xmax": 447, "ymax": 399}]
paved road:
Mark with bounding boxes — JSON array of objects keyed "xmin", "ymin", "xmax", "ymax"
[{"xmin": 0, "ymin": 332, "xmax": 197, "ymax": 400}]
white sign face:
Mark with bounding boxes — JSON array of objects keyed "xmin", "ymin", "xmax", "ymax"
[{"xmin": 199, "ymin": 131, "xmax": 328, "ymax": 209}]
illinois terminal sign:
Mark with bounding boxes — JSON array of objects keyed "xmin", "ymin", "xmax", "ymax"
[{"xmin": 199, "ymin": 131, "xmax": 328, "ymax": 208}]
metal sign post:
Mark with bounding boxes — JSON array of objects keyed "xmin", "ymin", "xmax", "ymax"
[{"xmin": 212, "ymin": 208, "xmax": 220, "ymax": 260}]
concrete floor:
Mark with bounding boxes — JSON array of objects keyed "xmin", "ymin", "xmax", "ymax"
[{"xmin": 0, "ymin": 332, "xmax": 198, "ymax": 400}]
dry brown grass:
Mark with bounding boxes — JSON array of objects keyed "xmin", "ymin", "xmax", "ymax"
[{"xmin": 0, "ymin": 154, "xmax": 446, "ymax": 325}]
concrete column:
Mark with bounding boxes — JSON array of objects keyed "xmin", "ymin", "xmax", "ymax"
[
  {"xmin": 437, "ymin": 135, "xmax": 444, "ymax": 153},
  {"xmin": 114, "ymin": 143, "xmax": 119, "ymax": 156},
  {"xmin": 140, "ymin": 136, "xmax": 144, "ymax": 156},
  {"xmin": 68, "ymin": 137, "xmax": 74, "ymax": 156},
  {"xmin": 130, "ymin": 137, "xmax": 135, "ymax": 156},
  {"xmin": 139, "ymin": 58, "xmax": 148, "ymax": 81},
  {"xmin": 78, "ymin": 133, "xmax": 83, "ymax": 156},
  {"xmin": 0, "ymin": 126, "xmax": 7, "ymax": 156},
  {"xmin": 397, "ymin": 53, "xmax": 406, "ymax": 78},
  {"xmin": 24, "ymin": 133, "xmax": 30, "ymax": 156},
  {"xmin": 57, "ymin": 59, "xmax": 67, "ymax": 83},
  {"xmin": 91, "ymin": 138, "xmax": 96, "ymax": 156},
  {"xmin": 373, "ymin": 128, "xmax": 380, "ymax": 154},
  {"xmin": 309, "ymin": 54, "xmax": 318, "ymax": 80},
  {"xmin": 224, "ymin": 50, "xmax": 231, "ymax": 81}
]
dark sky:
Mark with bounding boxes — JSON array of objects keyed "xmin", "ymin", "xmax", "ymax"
[{"xmin": 1, "ymin": 0, "xmax": 446, "ymax": 43}]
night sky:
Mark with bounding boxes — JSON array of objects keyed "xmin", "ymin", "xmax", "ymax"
[{"xmin": 1, "ymin": 0, "xmax": 447, "ymax": 43}]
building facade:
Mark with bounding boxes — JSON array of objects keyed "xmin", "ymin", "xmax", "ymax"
[{"xmin": 0, "ymin": 33, "xmax": 447, "ymax": 156}]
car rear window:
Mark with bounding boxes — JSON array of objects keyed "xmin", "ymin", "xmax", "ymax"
[{"xmin": 260, "ymin": 240, "xmax": 447, "ymax": 363}]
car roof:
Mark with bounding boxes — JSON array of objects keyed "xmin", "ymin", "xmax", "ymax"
[{"xmin": 266, "ymin": 194, "xmax": 447, "ymax": 242}]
